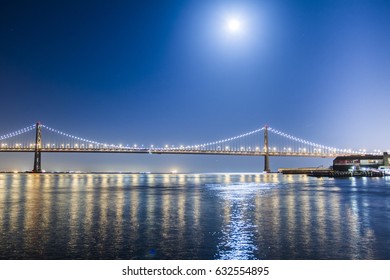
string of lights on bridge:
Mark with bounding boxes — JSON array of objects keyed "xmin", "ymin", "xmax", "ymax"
[
  {"xmin": 267, "ymin": 127, "xmax": 362, "ymax": 155},
  {"xmin": 0, "ymin": 125, "xmax": 35, "ymax": 141},
  {"xmin": 41, "ymin": 125, "xmax": 267, "ymax": 152},
  {"xmin": 0, "ymin": 123, "xmax": 387, "ymax": 156},
  {"xmin": 42, "ymin": 125, "xmax": 112, "ymax": 148}
]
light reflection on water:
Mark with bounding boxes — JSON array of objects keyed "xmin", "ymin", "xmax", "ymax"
[
  {"xmin": 1, "ymin": 173, "xmax": 390, "ymax": 259},
  {"xmin": 210, "ymin": 183, "xmax": 274, "ymax": 260}
]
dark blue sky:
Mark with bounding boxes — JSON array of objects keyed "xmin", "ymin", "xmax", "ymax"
[{"xmin": 1, "ymin": 0, "xmax": 390, "ymax": 172}]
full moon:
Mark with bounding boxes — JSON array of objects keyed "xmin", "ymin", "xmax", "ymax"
[{"xmin": 227, "ymin": 19, "xmax": 241, "ymax": 32}]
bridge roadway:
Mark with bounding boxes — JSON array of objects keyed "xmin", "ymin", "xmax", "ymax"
[{"xmin": 0, "ymin": 147, "xmax": 356, "ymax": 158}]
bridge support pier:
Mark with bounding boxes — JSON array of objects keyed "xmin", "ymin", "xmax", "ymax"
[
  {"xmin": 264, "ymin": 125, "xmax": 271, "ymax": 172},
  {"xmin": 32, "ymin": 122, "xmax": 42, "ymax": 173},
  {"xmin": 264, "ymin": 155, "xmax": 270, "ymax": 173},
  {"xmin": 384, "ymin": 152, "xmax": 389, "ymax": 166}
]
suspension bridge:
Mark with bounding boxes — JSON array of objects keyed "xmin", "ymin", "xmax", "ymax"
[{"xmin": 0, "ymin": 122, "xmax": 385, "ymax": 172}]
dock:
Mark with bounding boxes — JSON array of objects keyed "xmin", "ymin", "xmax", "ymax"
[{"xmin": 278, "ymin": 167, "xmax": 330, "ymax": 175}]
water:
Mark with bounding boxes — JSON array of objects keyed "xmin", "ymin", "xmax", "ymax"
[{"xmin": 1, "ymin": 173, "xmax": 390, "ymax": 260}]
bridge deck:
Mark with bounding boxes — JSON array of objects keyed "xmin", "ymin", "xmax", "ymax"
[{"xmin": 0, "ymin": 148, "xmax": 356, "ymax": 158}]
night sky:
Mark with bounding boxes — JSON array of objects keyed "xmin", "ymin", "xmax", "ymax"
[{"xmin": 1, "ymin": 0, "xmax": 390, "ymax": 172}]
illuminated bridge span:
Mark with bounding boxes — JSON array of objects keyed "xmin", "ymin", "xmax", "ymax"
[{"xmin": 0, "ymin": 122, "xmax": 384, "ymax": 172}]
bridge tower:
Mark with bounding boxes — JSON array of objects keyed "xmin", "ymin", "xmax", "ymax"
[
  {"xmin": 32, "ymin": 122, "xmax": 42, "ymax": 173},
  {"xmin": 263, "ymin": 125, "xmax": 271, "ymax": 172}
]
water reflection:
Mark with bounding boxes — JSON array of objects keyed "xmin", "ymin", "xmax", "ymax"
[
  {"xmin": 1, "ymin": 173, "xmax": 390, "ymax": 259},
  {"xmin": 216, "ymin": 190, "xmax": 258, "ymax": 259}
]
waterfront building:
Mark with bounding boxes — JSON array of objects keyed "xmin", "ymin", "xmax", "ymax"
[{"xmin": 333, "ymin": 153, "xmax": 389, "ymax": 171}]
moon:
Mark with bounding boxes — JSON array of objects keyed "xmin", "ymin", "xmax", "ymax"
[{"xmin": 227, "ymin": 19, "xmax": 241, "ymax": 32}]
